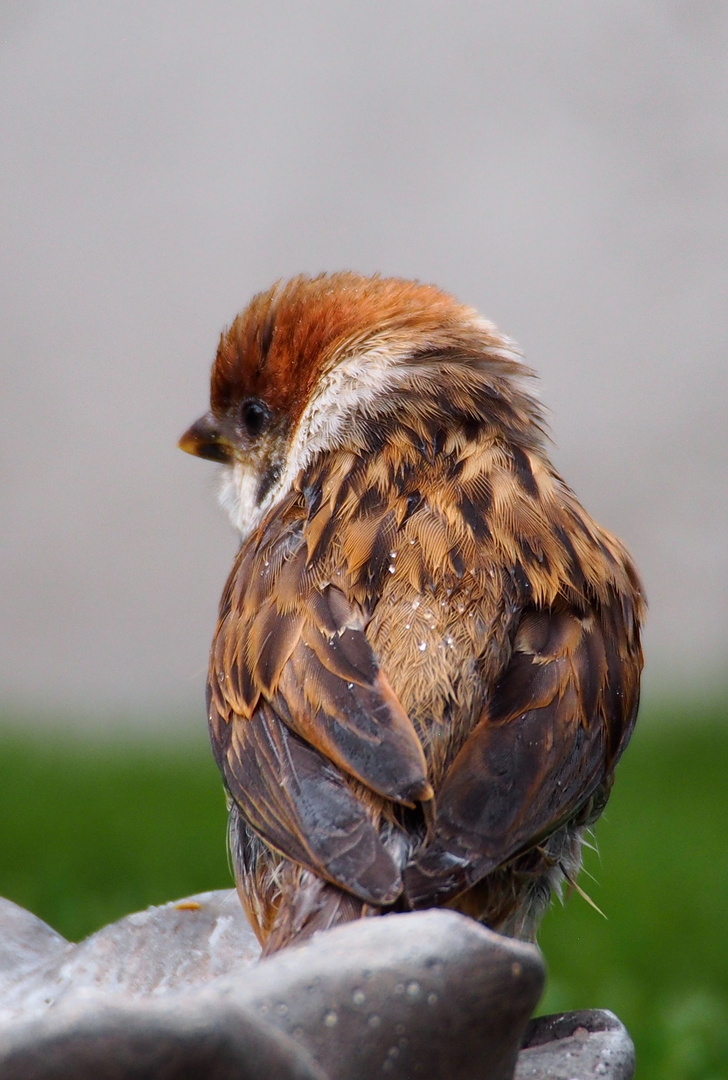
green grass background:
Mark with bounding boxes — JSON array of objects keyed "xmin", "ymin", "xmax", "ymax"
[{"xmin": 1, "ymin": 699, "xmax": 726, "ymax": 1079}]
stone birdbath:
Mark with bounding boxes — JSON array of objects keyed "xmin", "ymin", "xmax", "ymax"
[{"xmin": 0, "ymin": 890, "xmax": 635, "ymax": 1079}]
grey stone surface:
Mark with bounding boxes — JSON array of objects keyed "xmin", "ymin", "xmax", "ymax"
[
  {"xmin": 210, "ymin": 909, "xmax": 544, "ymax": 1080},
  {"xmin": 0, "ymin": 892, "xmax": 635, "ymax": 1080},
  {"xmin": 0, "ymin": 899, "xmax": 70, "ymax": 992},
  {"xmin": 0, "ymin": 890, "xmax": 260, "ymax": 1023},
  {"xmin": 517, "ymin": 1009, "xmax": 635, "ymax": 1080},
  {"xmin": 0, "ymin": 998, "xmax": 328, "ymax": 1080},
  {"xmin": 0, "ymin": 898, "xmax": 544, "ymax": 1080}
]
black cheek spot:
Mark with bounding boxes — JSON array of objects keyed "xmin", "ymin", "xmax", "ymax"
[{"xmin": 256, "ymin": 462, "xmax": 282, "ymax": 504}]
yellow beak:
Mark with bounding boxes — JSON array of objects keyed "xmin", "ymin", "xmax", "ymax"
[{"xmin": 178, "ymin": 412, "xmax": 233, "ymax": 463}]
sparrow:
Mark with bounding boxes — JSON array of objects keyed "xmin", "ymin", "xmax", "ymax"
[{"xmin": 179, "ymin": 272, "xmax": 644, "ymax": 956}]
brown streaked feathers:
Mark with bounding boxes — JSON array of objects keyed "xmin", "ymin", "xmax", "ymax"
[{"xmin": 181, "ymin": 272, "xmax": 644, "ymax": 954}]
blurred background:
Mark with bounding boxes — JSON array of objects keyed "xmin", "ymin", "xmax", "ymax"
[{"xmin": 1, "ymin": 4, "xmax": 726, "ymax": 1077}]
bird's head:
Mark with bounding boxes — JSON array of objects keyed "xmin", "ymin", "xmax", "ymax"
[{"xmin": 179, "ymin": 271, "xmax": 536, "ymax": 537}]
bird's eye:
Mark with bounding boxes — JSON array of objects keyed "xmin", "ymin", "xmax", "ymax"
[{"xmin": 239, "ymin": 398, "xmax": 270, "ymax": 439}]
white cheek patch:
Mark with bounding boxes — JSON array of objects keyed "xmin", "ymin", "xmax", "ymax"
[
  {"xmin": 217, "ymin": 463, "xmax": 275, "ymax": 540},
  {"xmin": 276, "ymin": 345, "xmax": 399, "ymax": 494},
  {"xmin": 216, "ymin": 347, "xmax": 400, "ymax": 538},
  {"xmin": 278, "ymin": 328, "xmax": 524, "ymax": 489}
]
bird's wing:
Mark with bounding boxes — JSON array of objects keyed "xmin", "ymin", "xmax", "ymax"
[
  {"xmin": 403, "ymin": 601, "xmax": 642, "ymax": 907},
  {"xmin": 211, "ymin": 698, "xmax": 403, "ymax": 905},
  {"xmin": 208, "ymin": 494, "xmax": 431, "ymax": 904}
]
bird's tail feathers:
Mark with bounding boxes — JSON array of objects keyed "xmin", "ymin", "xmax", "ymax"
[{"xmin": 262, "ymin": 866, "xmax": 365, "ymax": 956}]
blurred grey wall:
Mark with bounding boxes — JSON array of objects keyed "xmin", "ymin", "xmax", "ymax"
[{"xmin": 1, "ymin": 2, "xmax": 726, "ymax": 724}]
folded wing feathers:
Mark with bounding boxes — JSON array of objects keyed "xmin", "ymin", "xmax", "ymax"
[{"xmin": 403, "ymin": 606, "xmax": 640, "ymax": 907}]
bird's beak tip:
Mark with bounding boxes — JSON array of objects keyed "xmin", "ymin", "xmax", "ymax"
[
  {"xmin": 178, "ymin": 413, "xmax": 233, "ymax": 463},
  {"xmin": 178, "ymin": 428, "xmax": 199, "ymax": 456}
]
